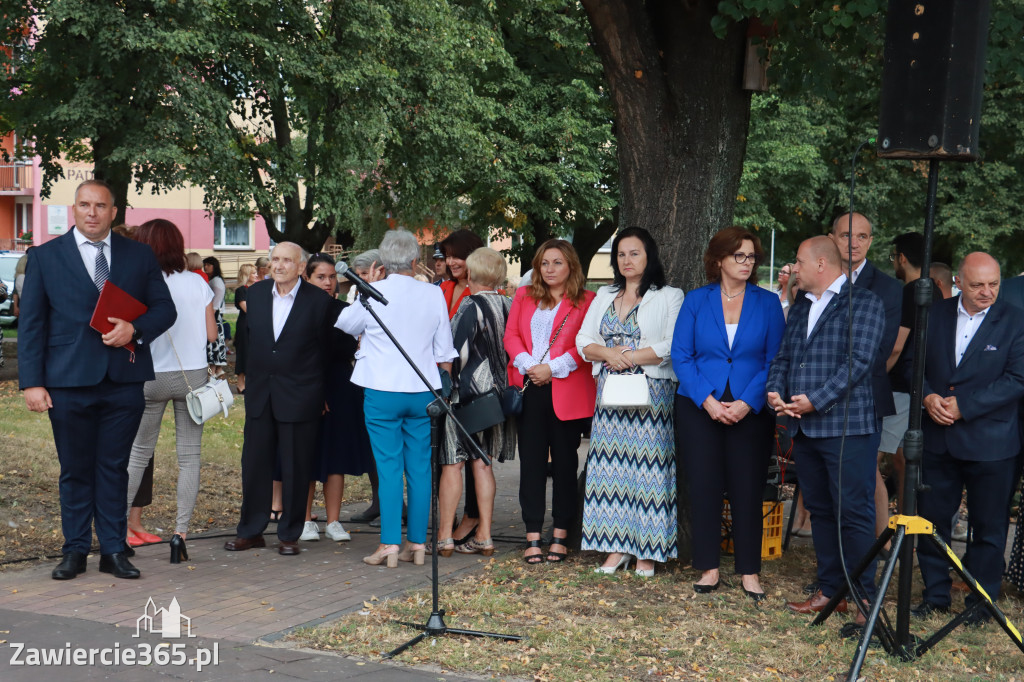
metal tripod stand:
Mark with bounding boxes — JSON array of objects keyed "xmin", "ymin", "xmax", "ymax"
[{"xmin": 808, "ymin": 160, "xmax": 1024, "ymax": 680}]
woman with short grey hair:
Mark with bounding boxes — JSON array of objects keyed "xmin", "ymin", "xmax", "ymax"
[
  {"xmin": 378, "ymin": 230, "xmax": 420, "ymax": 274},
  {"xmin": 335, "ymin": 230, "xmax": 458, "ymax": 567}
]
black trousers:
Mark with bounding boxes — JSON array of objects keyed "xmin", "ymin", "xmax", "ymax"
[
  {"xmin": 918, "ymin": 450, "xmax": 1017, "ymax": 608},
  {"xmin": 675, "ymin": 395, "xmax": 773, "ymax": 575},
  {"xmin": 517, "ymin": 384, "xmax": 586, "ymax": 534},
  {"xmin": 237, "ymin": 411, "xmax": 319, "ymax": 542}
]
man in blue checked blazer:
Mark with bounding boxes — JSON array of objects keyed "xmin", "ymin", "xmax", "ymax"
[
  {"xmin": 766, "ymin": 236, "xmax": 884, "ymax": 618},
  {"xmin": 909, "ymin": 252, "xmax": 1024, "ymax": 623}
]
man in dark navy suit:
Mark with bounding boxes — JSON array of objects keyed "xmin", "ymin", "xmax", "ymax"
[
  {"xmin": 767, "ymin": 236, "xmax": 885, "ymax": 618},
  {"xmin": 911, "ymin": 252, "xmax": 1024, "ymax": 624},
  {"xmin": 831, "ymin": 212, "xmax": 904, "ymax": 546},
  {"xmin": 19, "ymin": 180, "xmax": 176, "ymax": 580}
]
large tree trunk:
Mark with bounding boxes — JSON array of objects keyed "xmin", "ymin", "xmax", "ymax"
[
  {"xmin": 91, "ymin": 135, "xmax": 132, "ymax": 228},
  {"xmin": 581, "ymin": 0, "xmax": 752, "ymax": 291},
  {"xmin": 580, "ymin": 0, "xmax": 753, "ymax": 561}
]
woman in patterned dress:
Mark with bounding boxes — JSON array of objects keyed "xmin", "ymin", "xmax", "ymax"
[
  {"xmin": 437, "ymin": 248, "xmax": 516, "ymax": 556},
  {"xmin": 671, "ymin": 226, "xmax": 785, "ymax": 602},
  {"xmin": 577, "ymin": 227, "xmax": 684, "ymax": 577},
  {"xmin": 203, "ymin": 256, "xmax": 228, "ymax": 374},
  {"xmin": 1007, "ymin": 489, "xmax": 1024, "ymax": 592}
]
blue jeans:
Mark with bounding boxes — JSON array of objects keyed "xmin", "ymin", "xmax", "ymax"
[
  {"xmin": 363, "ymin": 389, "xmax": 433, "ymax": 545},
  {"xmin": 795, "ymin": 432, "xmax": 879, "ymax": 600}
]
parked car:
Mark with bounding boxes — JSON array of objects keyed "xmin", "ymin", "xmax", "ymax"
[{"xmin": 0, "ymin": 250, "xmax": 24, "ymax": 327}]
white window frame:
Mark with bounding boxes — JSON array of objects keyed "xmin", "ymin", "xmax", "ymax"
[{"xmin": 213, "ymin": 215, "xmax": 254, "ymax": 251}]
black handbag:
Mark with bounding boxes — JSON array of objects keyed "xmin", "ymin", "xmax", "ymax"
[
  {"xmin": 453, "ymin": 388, "xmax": 506, "ymax": 434},
  {"xmin": 501, "ymin": 386, "xmax": 523, "ymax": 416}
]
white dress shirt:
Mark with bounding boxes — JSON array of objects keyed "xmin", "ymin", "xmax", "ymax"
[
  {"xmin": 513, "ymin": 306, "xmax": 577, "ymax": 379},
  {"xmin": 271, "ymin": 281, "xmax": 299, "ymax": 341},
  {"xmin": 954, "ymin": 298, "xmax": 990, "ymax": 366},
  {"xmin": 850, "ymin": 260, "xmax": 867, "ymax": 285},
  {"xmin": 336, "ymin": 274, "xmax": 457, "ymax": 392},
  {"xmin": 805, "ymin": 273, "xmax": 847, "ymax": 338},
  {"xmin": 73, "ymin": 227, "xmax": 112, "ymax": 281}
]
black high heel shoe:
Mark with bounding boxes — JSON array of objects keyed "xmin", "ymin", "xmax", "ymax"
[{"xmin": 170, "ymin": 534, "xmax": 189, "ymax": 564}]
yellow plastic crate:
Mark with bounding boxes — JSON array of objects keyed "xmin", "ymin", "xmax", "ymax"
[{"xmin": 720, "ymin": 499, "xmax": 785, "ymax": 560}]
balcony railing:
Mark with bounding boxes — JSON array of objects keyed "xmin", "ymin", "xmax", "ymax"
[{"xmin": 0, "ymin": 163, "xmax": 32, "ymax": 191}]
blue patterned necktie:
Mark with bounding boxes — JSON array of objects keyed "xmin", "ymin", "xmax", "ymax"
[{"xmin": 89, "ymin": 241, "xmax": 109, "ymax": 291}]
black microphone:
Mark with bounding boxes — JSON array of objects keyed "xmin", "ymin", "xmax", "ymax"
[{"xmin": 335, "ymin": 260, "xmax": 389, "ymax": 306}]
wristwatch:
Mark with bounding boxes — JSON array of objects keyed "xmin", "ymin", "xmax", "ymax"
[{"xmin": 131, "ymin": 324, "xmax": 143, "ymax": 345}]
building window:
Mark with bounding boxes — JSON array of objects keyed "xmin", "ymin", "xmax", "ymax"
[{"xmin": 214, "ymin": 215, "xmax": 252, "ymax": 250}]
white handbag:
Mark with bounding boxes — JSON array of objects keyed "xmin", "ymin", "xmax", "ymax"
[
  {"xmin": 185, "ymin": 373, "xmax": 234, "ymax": 424},
  {"xmin": 600, "ymin": 370, "xmax": 651, "ymax": 410},
  {"xmin": 168, "ymin": 333, "xmax": 234, "ymax": 424}
]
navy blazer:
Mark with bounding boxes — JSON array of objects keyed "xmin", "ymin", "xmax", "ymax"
[
  {"xmin": 245, "ymin": 279, "xmax": 342, "ymax": 423},
  {"xmin": 854, "ymin": 259, "xmax": 903, "ymax": 417},
  {"xmin": 766, "ymin": 281, "xmax": 884, "ymax": 438},
  {"xmin": 1000, "ymin": 274, "xmax": 1024, "ymax": 311},
  {"xmin": 18, "ymin": 230, "xmax": 176, "ymax": 389},
  {"xmin": 913, "ymin": 296, "xmax": 1024, "ymax": 461},
  {"xmin": 672, "ymin": 282, "xmax": 785, "ymax": 412}
]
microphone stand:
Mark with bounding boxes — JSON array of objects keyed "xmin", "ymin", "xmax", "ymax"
[{"xmin": 351, "ymin": 290, "xmax": 521, "ymax": 658}]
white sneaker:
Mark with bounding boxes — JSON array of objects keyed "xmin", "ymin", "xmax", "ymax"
[
  {"xmin": 299, "ymin": 521, "xmax": 320, "ymax": 541},
  {"xmin": 325, "ymin": 521, "xmax": 351, "ymax": 542}
]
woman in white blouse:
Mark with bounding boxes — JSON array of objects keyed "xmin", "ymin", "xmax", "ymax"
[
  {"xmin": 577, "ymin": 227, "xmax": 684, "ymax": 577},
  {"xmin": 335, "ymin": 230, "xmax": 457, "ymax": 568},
  {"xmin": 504, "ymin": 239, "xmax": 596, "ymax": 564},
  {"xmin": 126, "ymin": 220, "xmax": 218, "ymax": 562}
]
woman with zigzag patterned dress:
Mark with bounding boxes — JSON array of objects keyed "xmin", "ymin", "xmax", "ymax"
[{"xmin": 577, "ymin": 227, "xmax": 684, "ymax": 577}]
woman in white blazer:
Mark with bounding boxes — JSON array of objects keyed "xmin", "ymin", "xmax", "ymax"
[{"xmin": 576, "ymin": 227, "xmax": 684, "ymax": 577}]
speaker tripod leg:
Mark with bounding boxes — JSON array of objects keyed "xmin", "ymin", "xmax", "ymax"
[
  {"xmin": 913, "ymin": 532, "xmax": 1024, "ymax": 657},
  {"xmin": 846, "ymin": 526, "xmax": 909, "ymax": 681}
]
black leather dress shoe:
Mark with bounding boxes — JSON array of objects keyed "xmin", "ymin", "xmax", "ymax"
[
  {"xmin": 99, "ymin": 552, "xmax": 141, "ymax": 579},
  {"xmin": 52, "ymin": 552, "xmax": 87, "ymax": 580},
  {"xmin": 962, "ymin": 608, "xmax": 991, "ymax": 627},
  {"xmin": 910, "ymin": 601, "xmax": 950, "ymax": 619},
  {"xmin": 123, "ymin": 542, "xmax": 136, "ymax": 558}
]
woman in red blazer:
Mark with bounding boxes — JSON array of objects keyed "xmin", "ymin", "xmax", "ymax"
[{"xmin": 504, "ymin": 239, "xmax": 596, "ymax": 564}]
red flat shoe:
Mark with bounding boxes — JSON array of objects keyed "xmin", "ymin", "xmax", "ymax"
[
  {"xmin": 129, "ymin": 529, "xmax": 163, "ymax": 544},
  {"xmin": 126, "ymin": 534, "xmax": 145, "ymax": 547}
]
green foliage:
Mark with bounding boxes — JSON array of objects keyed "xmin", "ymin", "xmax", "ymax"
[
  {"xmin": 727, "ymin": 0, "xmax": 1024, "ymax": 272},
  {"xmin": 0, "ymin": 0, "xmax": 615, "ymax": 260}
]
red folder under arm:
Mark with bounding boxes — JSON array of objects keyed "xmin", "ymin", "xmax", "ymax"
[{"xmin": 89, "ymin": 281, "xmax": 148, "ymax": 353}]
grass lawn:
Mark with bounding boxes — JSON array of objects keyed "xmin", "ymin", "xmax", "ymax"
[{"xmin": 294, "ymin": 546, "xmax": 1024, "ymax": 681}]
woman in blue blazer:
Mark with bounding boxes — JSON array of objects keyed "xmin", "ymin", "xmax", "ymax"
[{"xmin": 671, "ymin": 226, "xmax": 785, "ymax": 602}]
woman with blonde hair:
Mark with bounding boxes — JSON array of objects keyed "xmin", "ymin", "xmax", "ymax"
[
  {"xmin": 234, "ymin": 263, "xmax": 257, "ymax": 393},
  {"xmin": 436, "ymin": 248, "xmax": 515, "ymax": 556},
  {"xmin": 504, "ymin": 239, "xmax": 596, "ymax": 564}
]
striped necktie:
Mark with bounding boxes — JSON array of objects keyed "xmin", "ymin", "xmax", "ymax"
[{"xmin": 89, "ymin": 241, "xmax": 109, "ymax": 291}]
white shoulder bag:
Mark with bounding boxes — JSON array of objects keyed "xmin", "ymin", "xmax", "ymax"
[{"xmin": 168, "ymin": 333, "xmax": 234, "ymax": 424}]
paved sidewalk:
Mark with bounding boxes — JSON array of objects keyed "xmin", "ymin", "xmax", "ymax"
[{"xmin": 0, "ymin": 449, "xmax": 560, "ymax": 681}]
